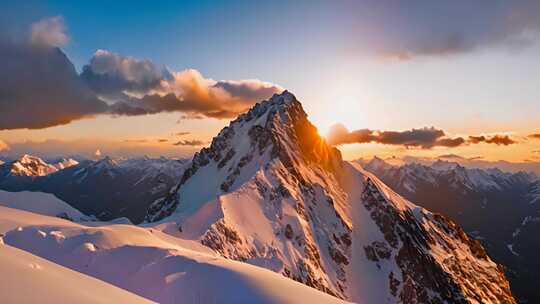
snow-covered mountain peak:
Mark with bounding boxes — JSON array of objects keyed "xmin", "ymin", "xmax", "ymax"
[
  {"xmin": 52, "ymin": 158, "xmax": 79, "ymax": 170},
  {"xmin": 8, "ymin": 154, "xmax": 58, "ymax": 177},
  {"xmin": 144, "ymin": 92, "xmax": 515, "ymax": 302}
]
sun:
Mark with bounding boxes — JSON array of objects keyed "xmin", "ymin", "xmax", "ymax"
[{"xmin": 310, "ymin": 95, "xmax": 368, "ymax": 140}]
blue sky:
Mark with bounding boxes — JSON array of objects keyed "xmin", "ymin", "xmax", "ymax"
[{"xmin": 1, "ymin": 1, "xmax": 539, "ymax": 161}]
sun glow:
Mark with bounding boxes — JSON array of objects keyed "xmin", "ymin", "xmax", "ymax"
[{"xmin": 312, "ymin": 95, "xmax": 368, "ymax": 139}]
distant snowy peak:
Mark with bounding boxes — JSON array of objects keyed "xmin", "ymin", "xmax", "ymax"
[
  {"xmin": 362, "ymin": 156, "xmax": 535, "ymax": 193},
  {"xmin": 7, "ymin": 154, "xmax": 58, "ymax": 177},
  {"xmin": 52, "ymin": 158, "xmax": 79, "ymax": 170},
  {"xmin": 0, "ymin": 154, "xmax": 79, "ymax": 178},
  {"xmin": 74, "ymin": 156, "xmax": 187, "ymax": 182}
]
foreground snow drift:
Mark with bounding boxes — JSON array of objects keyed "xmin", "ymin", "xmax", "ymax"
[
  {"xmin": 0, "ymin": 190, "xmax": 87, "ymax": 220},
  {"xmin": 0, "ymin": 244, "xmax": 155, "ymax": 304},
  {"xmin": 0, "ymin": 206, "xmax": 348, "ymax": 304}
]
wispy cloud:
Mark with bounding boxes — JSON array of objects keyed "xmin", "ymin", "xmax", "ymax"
[
  {"xmin": 351, "ymin": 1, "xmax": 540, "ymax": 59},
  {"xmin": 173, "ymin": 139, "xmax": 207, "ymax": 146},
  {"xmin": 327, "ymin": 123, "xmax": 517, "ymax": 148},
  {"xmin": 327, "ymin": 124, "xmax": 465, "ymax": 148},
  {"xmin": 468, "ymin": 135, "xmax": 516, "ymax": 145},
  {"xmin": 30, "ymin": 16, "xmax": 68, "ymax": 47},
  {"xmin": 175, "ymin": 132, "xmax": 191, "ymax": 137}
]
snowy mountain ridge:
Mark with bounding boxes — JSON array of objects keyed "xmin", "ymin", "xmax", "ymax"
[
  {"xmin": 146, "ymin": 91, "xmax": 516, "ymax": 303},
  {"xmin": 359, "ymin": 157, "xmax": 537, "ymax": 194},
  {"xmin": 0, "ymin": 154, "xmax": 79, "ymax": 177}
]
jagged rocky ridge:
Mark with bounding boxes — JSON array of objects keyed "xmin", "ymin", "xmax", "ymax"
[
  {"xmin": 146, "ymin": 91, "xmax": 516, "ymax": 303},
  {"xmin": 360, "ymin": 157, "xmax": 540, "ymax": 303}
]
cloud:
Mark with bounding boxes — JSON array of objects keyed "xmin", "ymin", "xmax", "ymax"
[
  {"xmin": 0, "ymin": 39, "xmax": 108, "ymax": 130},
  {"xmin": 529, "ymin": 133, "xmax": 540, "ymax": 139},
  {"xmin": 173, "ymin": 139, "xmax": 207, "ymax": 146},
  {"xmin": 0, "ymin": 140, "xmax": 9, "ymax": 152},
  {"xmin": 107, "ymin": 68, "xmax": 283, "ymax": 119},
  {"xmin": 328, "ymin": 124, "xmax": 517, "ymax": 148},
  {"xmin": 0, "ymin": 19, "xmax": 282, "ymax": 130},
  {"xmin": 30, "ymin": 16, "xmax": 68, "ymax": 47},
  {"xmin": 157, "ymin": 139, "xmax": 168, "ymax": 143},
  {"xmin": 175, "ymin": 132, "xmax": 191, "ymax": 136},
  {"xmin": 123, "ymin": 139, "xmax": 148, "ymax": 143},
  {"xmin": 80, "ymin": 49, "xmax": 169, "ymax": 95},
  {"xmin": 352, "ymin": 1, "xmax": 540, "ymax": 59},
  {"xmin": 327, "ymin": 124, "xmax": 464, "ymax": 149},
  {"xmin": 468, "ymin": 135, "xmax": 516, "ymax": 145},
  {"xmin": 438, "ymin": 154, "xmax": 465, "ymax": 159}
]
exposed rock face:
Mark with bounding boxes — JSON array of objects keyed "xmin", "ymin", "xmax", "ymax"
[
  {"xmin": 360, "ymin": 157, "xmax": 539, "ymax": 303},
  {"xmin": 360, "ymin": 178, "xmax": 514, "ymax": 303},
  {"xmin": 146, "ymin": 91, "xmax": 516, "ymax": 303}
]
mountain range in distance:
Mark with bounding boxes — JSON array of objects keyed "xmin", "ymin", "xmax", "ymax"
[{"xmin": 0, "ymin": 92, "xmax": 531, "ymax": 303}]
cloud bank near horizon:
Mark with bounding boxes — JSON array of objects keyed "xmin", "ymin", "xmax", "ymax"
[
  {"xmin": 0, "ymin": 17, "xmax": 283, "ymax": 130},
  {"xmin": 327, "ymin": 124, "xmax": 517, "ymax": 149}
]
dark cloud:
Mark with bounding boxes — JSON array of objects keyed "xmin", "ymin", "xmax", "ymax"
[
  {"xmin": 81, "ymin": 51, "xmax": 283, "ymax": 119},
  {"xmin": 352, "ymin": 1, "xmax": 540, "ymax": 59},
  {"xmin": 468, "ymin": 135, "xmax": 516, "ymax": 145},
  {"xmin": 0, "ymin": 39, "xmax": 108, "ymax": 130},
  {"xmin": 328, "ymin": 124, "xmax": 517, "ymax": 148},
  {"xmin": 123, "ymin": 139, "xmax": 148, "ymax": 143},
  {"xmin": 80, "ymin": 49, "xmax": 170, "ymax": 95},
  {"xmin": 438, "ymin": 154, "xmax": 466, "ymax": 159},
  {"xmin": 528, "ymin": 133, "xmax": 540, "ymax": 139},
  {"xmin": 173, "ymin": 139, "xmax": 207, "ymax": 146},
  {"xmin": 0, "ymin": 19, "xmax": 283, "ymax": 130},
  {"xmin": 105, "ymin": 69, "xmax": 283, "ymax": 119},
  {"xmin": 157, "ymin": 139, "xmax": 168, "ymax": 143},
  {"xmin": 327, "ymin": 124, "xmax": 463, "ymax": 149},
  {"xmin": 175, "ymin": 132, "xmax": 191, "ymax": 137}
]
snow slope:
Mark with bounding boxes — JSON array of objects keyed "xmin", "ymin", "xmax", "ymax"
[
  {"xmin": 0, "ymin": 244, "xmax": 155, "ymax": 304},
  {"xmin": 0, "ymin": 190, "xmax": 87, "ymax": 221},
  {"xmin": 0, "ymin": 206, "xmax": 348, "ymax": 304}
]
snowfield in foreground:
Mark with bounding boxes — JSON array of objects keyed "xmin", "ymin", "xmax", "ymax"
[
  {"xmin": 0, "ymin": 244, "xmax": 155, "ymax": 304},
  {"xmin": 0, "ymin": 206, "xmax": 348, "ymax": 304},
  {"xmin": 0, "ymin": 190, "xmax": 87, "ymax": 220}
]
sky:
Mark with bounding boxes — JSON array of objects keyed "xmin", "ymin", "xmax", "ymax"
[{"xmin": 1, "ymin": 0, "xmax": 539, "ymax": 162}]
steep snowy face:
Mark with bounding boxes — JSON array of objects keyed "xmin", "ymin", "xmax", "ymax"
[
  {"xmin": 146, "ymin": 91, "xmax": 515, "ymax": 303},
  {"xmin": 147, "ymin": 91, "xmax": 342, "ymax": 222},
  {"xmin": 147, "ymin": 91, "xmax": 350, "ymax": 297}
]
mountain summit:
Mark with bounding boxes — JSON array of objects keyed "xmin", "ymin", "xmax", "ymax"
[{"xmin": 146, "ymin": 91, "xmax": 515, "ymax": 303}]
